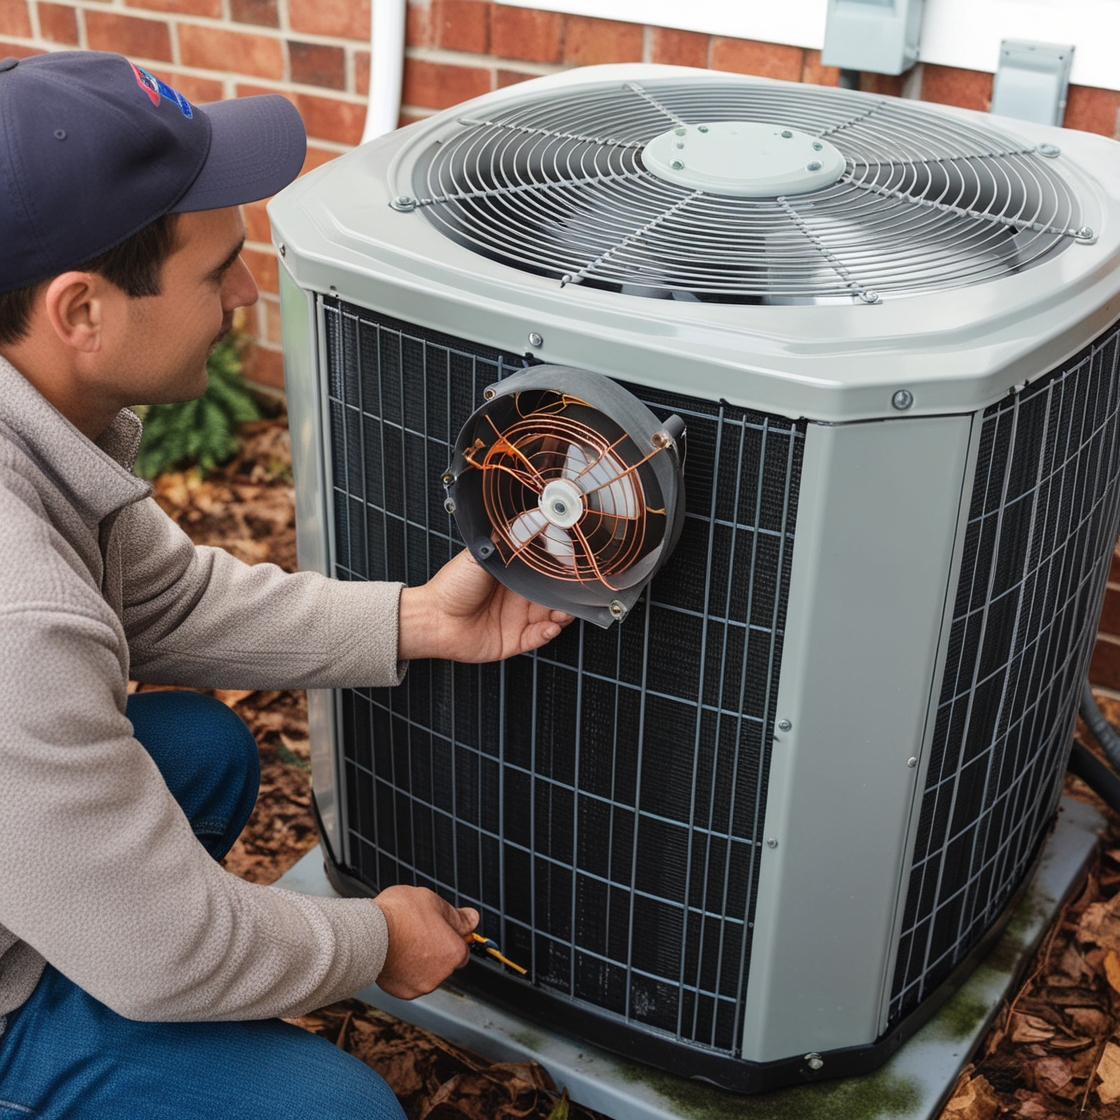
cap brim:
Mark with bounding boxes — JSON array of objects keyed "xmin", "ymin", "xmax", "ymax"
[{"xmin": 171, "ymin": 93, "xmax": 306, "ymax": 212}]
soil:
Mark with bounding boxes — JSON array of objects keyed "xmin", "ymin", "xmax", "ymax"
[{"xmin": 149, "ymin": 413, "xmax": 1120, "ymax": 1120}]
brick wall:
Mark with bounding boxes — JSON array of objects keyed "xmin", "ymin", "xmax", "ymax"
[{"xmin": 6, "ymin": 2, "xmax": 1120, "ymax": 681}]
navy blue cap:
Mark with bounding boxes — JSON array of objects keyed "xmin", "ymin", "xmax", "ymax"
[{"xmin": 0, "ymin": 51, "xmax": 307, "ymax": 294}]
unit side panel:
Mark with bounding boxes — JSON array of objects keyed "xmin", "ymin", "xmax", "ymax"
[
  {"xmin": 319, "ymin": 296, "xmax": 804, "ymax": 1058},
  {"xmin": 889, "ymin": 321, "xmax": 1120, "ymax": 1023}
]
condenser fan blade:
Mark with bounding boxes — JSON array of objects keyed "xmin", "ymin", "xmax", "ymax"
[
  {"xmin": 508, "ymin": 509, "xmax": 548, "ymax": 548},
  {"xmin": 565, "ymin": 442, "xmax": 639, "ymax": 520}
]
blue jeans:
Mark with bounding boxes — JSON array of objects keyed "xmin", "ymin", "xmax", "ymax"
[{"xmin": 0, "ymin": 691, "xmax": 405, "ymax": 1119}]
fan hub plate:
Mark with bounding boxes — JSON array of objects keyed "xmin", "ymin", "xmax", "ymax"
[
  {"xmin": 539, "ymin": 478, "xmax": 584, "ymax": 529},
  {"xmin": 643, "ymin": 121, "xmax": 845, "ymax": 198}
]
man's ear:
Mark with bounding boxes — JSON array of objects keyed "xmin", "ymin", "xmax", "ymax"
[{"xmin": 42, "ymin": 271, "xmax": 110, "ymax": 353}]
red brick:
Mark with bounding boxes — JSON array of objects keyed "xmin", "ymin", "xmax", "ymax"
[
  {"xmin": 243, "ymin": 245, "xmax": 278, "ymax": 293},
  {"xmin": 126, "ymin": 0, "xmax": 221, "ymax": 15},
  {"xmin": 407, "ymin": 0, "xmax": 432, "ymax": 48},
  {"xmin": 229, "ymin": 0, "xmax": 278, "ymax": 27},
  {"xmin": 148, "ymin": 67, "xmax": 224, "ymax": 103},
  {"xmin": 242, "ymin": 343, "xmax": 286, "ymax": 391},
  {"xmin": 291, "ymin": 91, "xmax": 366, "ymax": 145},
  {"xmin": 563, "ymin": 15, "xmax": 642, "ymax": 66},
  {"xmin": 0, "ymin": 40, "xmax": 43, "ymax": 57},
  {"xmin": 433, "ymin": 0, "xmax": 488, "ymax": 54},
  {"xmin": 355, "ymin": 49, "xmax": 370, "ymax": 96},
  {"xmin": 289, "ymin": 41, "xmax": 345, "ymax": 90},
  {"xmin": 801, "ymin": 48, "xmax": 839, "ymax": 88},
  {"xmin": 859, "ymin": 72, "xmax": 904, "ymax": 97},
  {"xmin": 1064, "ymin": 85, "xmax": 1120, "ymax": 138},
  {"xmin": 1090, "ymin": 632, "xmax": 1120, "ymax": 692},
  {"xmin": 711, "ymin": 37, "xmax": 803, "ymax": 83},
  {"xmin": 398, "ymin": 108, "xmax": 430, "ymax": 127},
  {"xmin": 1110, "ymin": 543, "xmax": 1120, "ymax": 583},
  {"xmin": 496, "ymin": 67, "xmax": 534, "ymax": 89},
  {"xmin": 300, "ymin": 144, "xmax": 338, "ymax": 175},
  {"xmin": 289, "ymin": 0, "xmax": 369, "ymax": 41},
  {"xmin": 402, "ymin": 57, "xmax": 490, "ymax": 110},
  {"xmin": 38, "ymin": 3, "xmax": 78, "ymax": 45},
  {"xmin": 86, "ymin": 11, "xmax": 172, "ymax": 61},
  {"xmin": 0, "ymin": 0, "xmax": 31, "ymax": 38},
  {"xmin": 262, "ymin": 296, "xmax": 283, "ymax": 344},
  {"xmin": 180, "ymin": 25, "xmax": 283, "ymax": 80},
  {"xmin": 242, "ymin": 198, "xmax": 272, "ymax": 243},
  {"xmin": 650, "ymin": 27, "xmax": 708, "ymax": 69},
  {"xmin": 920, "ymin": 64, "xmax": 991, "ymax": 112},
  {"xmin": 490, "ymin": 6, "xmax": 562, "ymax": 64}
]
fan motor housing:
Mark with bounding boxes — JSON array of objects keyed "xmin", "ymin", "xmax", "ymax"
[{"xmin": 270, "ymin": 65, "xmax": 1120, "ymax": 1092}]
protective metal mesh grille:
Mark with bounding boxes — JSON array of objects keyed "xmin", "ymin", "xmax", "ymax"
[
  {"xmin": 412, "ymin": 78, "xmax": 1079, "ymax": 303},
  {"xmin": 890, "ymin": 321, "xmax": 1120, "ymax": 1022},
  {"xmin": 323, "ymin": 297, "xmax": 804, "ymax": 1053}
]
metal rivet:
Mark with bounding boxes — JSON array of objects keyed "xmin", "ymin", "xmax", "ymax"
[
  {"xmin": 675, "ymin": 141, "xmax": 684, "ymax": 149},
  {"xmin": 477, "ymin": 542, "xmax": 494, "ymax": 558},
  {"xmin": 807, "ymin": 161, "xmax": 822, "ymax": 172},
  {"xmin": 675, "ymin": 127, "xmax": 687, "ymax": 136},
  {"xmin": 53, "ymin": 129, "xmax": 66, "ymax": 140},
  {"xmin": 528, "ymin": 332, "xmax": 544, "ymax": 348},
  {"xmin": 781, "ymin": 130, "xmax": 793, "ymax": 138},
  {"xmin": 444, "ymin": 498, "xmax": 456, "ymax": 514},
  {"xmin": 860, "ymin": 290, "xmax": 881, "ymax": 304},
  {"xmin": 697, "ymin": 125, "xmax": 708, "ymax": 133},
  {"xmin": 812, "ymin": 141, "xmax": 823, "ymax": 151},
  {"xmin": 441, "ymin": 473, "xmax": 454, "ymax": 486},
  {"xmin": 766, "ymin": 838, "xmax": 778, "ymax": 848},
  {"xmin": 669, "ymin": 159, "xmax": 684, "ymax": 170},
  {"xmin": 1076, "ymin": 226, "xmax": 1096, "ymax": 242},
  {"xmin": 390, "ymin": 195, "xmax": 417, "ymax": 212},
  {"xmin": 777, "ymin": 719, "xmax": 792, "ymax": 732},
  {"xmin": 1037, "ymin": 143, "xmax": 1060, "ymax": 158},
  {"xmin": 609, "ymin": 600, "xmax": 626, "ymax": 619},
  {"xmin": 484, "ymin": 386, "xmax": 497, "ymax": 400},
  {"xmin": 907, "ymin": 757, "xmax": 918, "ymax": 768},
  {"xmin": 806, "ymin": 1053, "xmax": 824, "ymax": 1071},
  {"xmin": 892, "ymin": 389, "xmax": 914, "ymax": 411}
]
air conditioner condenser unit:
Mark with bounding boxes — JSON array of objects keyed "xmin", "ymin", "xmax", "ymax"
[{"xmin": 269, "ymin": 65, "xmax": 1120, "ymax": 1093}]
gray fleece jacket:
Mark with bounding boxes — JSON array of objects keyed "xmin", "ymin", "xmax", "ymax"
[{"xmin": 0, "ymin": 353, "xmax": 406, "ymax": 1022}]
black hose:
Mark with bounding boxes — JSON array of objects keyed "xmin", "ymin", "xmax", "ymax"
[
  {"xmin": 1069, "ymin": 739, "xmax": 1120, "ymax": 817},
  {"xmin": 838, "ymin": 69, "xmax": 861, "ymax": 90},
  {"xmin": 1080, "ymin": 679, "xmax": 1120, "ymax": 770}
]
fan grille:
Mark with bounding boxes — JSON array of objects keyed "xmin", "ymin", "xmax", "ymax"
[{"xmin": 411, "ymin": 78, "xmax": 1080, "ymax": 303}]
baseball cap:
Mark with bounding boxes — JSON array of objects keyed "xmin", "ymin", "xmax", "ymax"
[{"xmin": 0, "ymin": 50, "xmax": 307, "ymax": 294}]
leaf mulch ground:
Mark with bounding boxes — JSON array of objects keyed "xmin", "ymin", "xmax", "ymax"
[{"xmin": 150, "ymin": 412, "xmax": 1120, "ymax": 1119}]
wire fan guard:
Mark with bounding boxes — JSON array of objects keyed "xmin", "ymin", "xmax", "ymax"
[
  {"xmin": 446, "ymin": 366, "xmax": 685, "ymax": 627},
  {"xmin": 409, "ymin": 77, "xmax": 1082, "ymax": 303}
]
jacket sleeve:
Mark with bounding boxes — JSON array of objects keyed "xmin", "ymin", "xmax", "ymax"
[
  {"xmin": 0, "ymin": 490, "xmax": 390, "ymax": 1022},
  {"xmin": 119, "ymin": 496, "xmax": 406, "ymax": 689}
]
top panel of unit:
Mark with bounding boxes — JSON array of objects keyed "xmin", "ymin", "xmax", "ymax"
[{"xmin": 410, "ymin": 77, "xmax": 1080, "ymax": 305}]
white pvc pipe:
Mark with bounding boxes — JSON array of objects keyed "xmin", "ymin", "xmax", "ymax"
[{"xmin": 361, "ymin": 0, "xmax": 407, "ymax": 144}]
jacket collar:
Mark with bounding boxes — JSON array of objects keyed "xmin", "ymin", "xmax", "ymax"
[{"xmin": 0, "ymin": 354, "xmax": 150, "ymax": 523}]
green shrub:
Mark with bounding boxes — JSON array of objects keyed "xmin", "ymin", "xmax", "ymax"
[{"xmin": 133, "ymin": 334, "xmax": 261, "ymax": 479}]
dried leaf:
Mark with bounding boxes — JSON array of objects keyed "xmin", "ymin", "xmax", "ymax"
[
  {"xmin": 1079, "ymin": 897, "xmax": 1120, "ymax": 952},
  {"xmin": 1096, "ymin": 1041, "xmax": 1120, "ymax": 1105},
  {"xmin": 1105, "ymin": 950, "xmax": 1120, "ymax": 995},
  {"xmin": 1033, "ymin": 1055, "xmax": 1072, "ymax": 1093},
  {"xmin": 213, "ymin": 688, "xmax": 255, "ymax": 707},
  {"xmin": 942, "ymin": 1073, "xmax": 1000, "ymax": 1120},
  {"xmin": 1010, "ymin": 1012, "xmax": 1056, "ymax": 1044}
]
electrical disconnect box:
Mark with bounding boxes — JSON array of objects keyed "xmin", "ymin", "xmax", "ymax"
[{"xmin": 821, "ymin": 0, "xmax": 925, "ymax": 75}]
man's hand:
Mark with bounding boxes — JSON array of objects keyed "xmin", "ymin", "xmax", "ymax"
[
  {"xmin": 373, "ymin": 885, "xmax": 479, "ymax": 999},
  {"xmin": 398, "ymin": 548, "xmax": 574, "ymax": 663}
]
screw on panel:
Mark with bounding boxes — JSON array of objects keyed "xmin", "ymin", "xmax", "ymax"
[
  {"xmin": 860, "ymin": 290, "xmax": 881, "ymax": 304},
  {"xmin": 652, "ymin": 430, "xmax": 674, "ymax": 449},
  {"xmin": 892, "ymin": 389, "xmax": 914, "ymax": 410},
  {"xmin": 279, "ymin": 244, "xmax": 286, "ymax": 257},
  {"xmin": 477, "ymin": 542, "xmax": 494, "ymax": 558},
  {"xmin": 669, "ymin": 159, "xmax": 684, "ymax": 170},
  {"xmin": 697, "ymin": 125, "xmax": 709, "ymax": 133},
  {"xmin": 781, "ymin": 130, "xmax": 793, "ymax": 138},
  {"xmin": 807, "ymin": 161, "xmax": 822, "ymax": 172},
  {"xmin": 675, "ymin": 127, "xmax": 687, "ymax": 136},
  {"xmin": 442, "ymin": 473, "xmax": 454, "ymax": 486},
  {"xmin": 609, "ymin": 600, "xmax": 626, "ymax": 619},
  {"xmin": 907, "ymin": 757, "xmax": 918, "ymax": 768},
  {"xmin": 812, "ymin": 141, "xmax": 823, "ymax": 151},
  {"xmin": 390, "ymin": 195, "xmax": 417, "ymax": 212},
  {"xmin": 766, "ymin": 838, "xmax": 778, "ymax": 848},
  {"xmin": 444, "ymin": 498, "xmax": 456, "ymax": 514},
  {"xmin": 1037, "ymin": 143, "xmax": 1061, "ymax": 157},
  {"xmin": 805, "ymin": 1053, "xmax": 824, "ymax": 1071},
  {"xmin": 528, "ymin": 332, "xmax": 544, "ymax": 348},
  {"xmin": 777, "ymin": 719, "xmax": 792, "ymax": 732},
  {"xmin": 484, "ymin": 386, "xmax": 497, "ymax": 400},
  {"xmin": 1076, "ymin": 226, "xmax": 1096, "ymax": 243}
]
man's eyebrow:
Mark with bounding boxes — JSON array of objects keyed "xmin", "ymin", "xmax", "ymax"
[{"xmin": 210, "ymin": 235, "xmax": 246, "ymax": 280}]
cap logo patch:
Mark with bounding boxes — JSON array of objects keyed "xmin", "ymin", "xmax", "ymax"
[{"xmin": 130, "ymin": 63, "xmax": 193, "ymax": 119}]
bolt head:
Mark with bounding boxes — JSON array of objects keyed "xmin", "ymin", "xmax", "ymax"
[
  {"xmin": 907, "ymin": 756, "xmax": 918, "ymax": 768},
  {"xmin": 766, "ymin": 838, "xmax": 778, "ymax": 848},
  {"xmin": 1037, "ymin": 142, "xmax": 1061, "ymax": 158},
  {"xmin": 669, "ymin": 159, "xmax": 684, "ymax": 170},
  {"xmin": 805, "ymin": 1053, "xmax": 824, "ymax": 1071},
  {"xmin": 807, "ymin": 161, "xmax": 822, "ymax": 172},
  {"xmin": 892, "ymin": 389, "xmax": 914, "ymax": 411},
  {"xmin": 528, "ymin": 332, "xmax": 544, "ymax": 348},
  {"xmin": 781, "ymin": 130, "xmax": 793, "ymax": 138},
  {"xmin": 777, "ymin": 719, "xmax": 792, "ymax": 732},
  {"xmin": 444, "ymin": 498, "xmax": 456, "ymax": 514}
]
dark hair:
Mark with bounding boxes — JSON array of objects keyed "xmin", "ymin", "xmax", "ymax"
[{"xmin": 0, "ymin": 212, "xmax": 180, "ymax": 346}]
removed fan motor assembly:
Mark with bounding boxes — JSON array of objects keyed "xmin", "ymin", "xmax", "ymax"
[{"xmin": 444, "ymin": 366, "xmax": 686, "ymax": 627}]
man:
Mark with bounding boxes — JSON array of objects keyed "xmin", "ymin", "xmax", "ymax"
[{"xmin": 0, "ymin": 50, "xmax": 570, "ymax": 1117}]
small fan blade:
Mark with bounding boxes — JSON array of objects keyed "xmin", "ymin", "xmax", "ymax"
[
  {"xmin": 509, "ymin": 509, "xmax": 548, "ymax": 548},
  {"xmin": 542, "ymin": 524, "xmax": 576, "ymax": 564},
  {"xmin": 564, "ymin": 442, "xmax": 639, "ymax": 520}
]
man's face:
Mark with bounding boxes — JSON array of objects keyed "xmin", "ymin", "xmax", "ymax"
[{"xmin": 108, "ymin": 205, "xmax": 257, "ymax": 406}]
